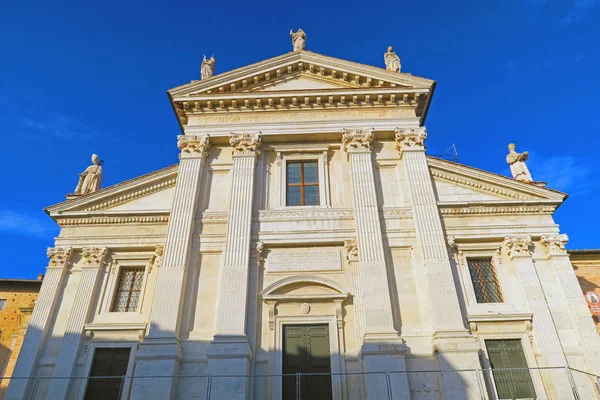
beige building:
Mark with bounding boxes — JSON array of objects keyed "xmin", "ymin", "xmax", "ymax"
[
  {"xmin": 0, "ymin": 276, "xmax": 43, "ymax": 399},
  {"xmin": 570, "ymin": 249, "xmax": 600, "ymax": 333},
  {"xmin": 6, "ymin": 38, "xmax": 600, "ymax": 400}
]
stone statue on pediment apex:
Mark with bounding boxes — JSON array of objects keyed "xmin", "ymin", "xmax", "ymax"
[
  {"xmin": 74, "ymin": 154, "xmax": 103, "ymax": 195},
  {"xmin": 384, "ymin": 46, "xmax": 401, "ymax": 73},
  {"xmin": 506, "ymin": 143, "xmax": 533, "ymax": 182},
  {"xmin": 290, "ymin": 29, "xmax": 306, "ymax": 52},
  {"xmin": 201, "ymin": 55, "xmax": 216, "ymax": 80}
]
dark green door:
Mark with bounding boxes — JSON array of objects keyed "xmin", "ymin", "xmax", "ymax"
[
  {"xmin": 486, "ymin": 339, "xmax": 536, "ymax": 399},
  {"xmin": 84, "ymin": 347, "xmax": 131, "ymax": 400},
  {"xmin": 282, "ymin": 324, "xmax": 332, "ymax": 400}
]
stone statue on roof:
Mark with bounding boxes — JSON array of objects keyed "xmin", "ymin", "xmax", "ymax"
[
  {"xmin": 201, "ymin": 55, "xmax": 216, "ymax": 80},
  {"xmin": 506, "ymin": 143, "xmax": 533, "ymax": 182},
  {"xmin": 290, "ymin": 29, "xmax": 306, "ymax": 52},
  {"xmin": 384, "ymin": 46, "xmax": 401, "ymax": 73},
  {"xmin": 74, "ymin": 154, "xmax": 103, "ymax": 195}
]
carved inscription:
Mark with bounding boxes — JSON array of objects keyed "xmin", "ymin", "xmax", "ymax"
[
  {"xmin": 265, "ymin": 247, "xmax": 342, "ymax": 272},
  {"xmin": 190, "ymin": 109, "xmax": 410, "ymax": 126}
]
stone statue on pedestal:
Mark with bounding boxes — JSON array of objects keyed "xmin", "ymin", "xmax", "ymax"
[
  {"xmin": 384, "ymin": 46, "xmax": 401, "ymax": 72},
  {"xmin": 506, "ymin": 143, "xmax": 533, "ymax": 182},
  {"xmin": 74, "ymin": 154, "xmax": 103, "ymax": 195},
  {"xmin": 201, "ymin": 55, "xmax": 216, "ymax": 80},
  {"xmin": 290, "ymin": 29, "xmax": 306, "ymax": 51}
]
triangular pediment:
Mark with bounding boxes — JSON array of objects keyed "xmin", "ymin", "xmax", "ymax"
[
  {"xmin": 427, "ymin": 157, "xmax": 566, "ymax": 207},
  {"xmin": 45, "ymin": 165, "xmax": 178, "ymax": 219},
  {"xmin": 169, "ymin": 51, "xmax": 434, "ymax": 99}
]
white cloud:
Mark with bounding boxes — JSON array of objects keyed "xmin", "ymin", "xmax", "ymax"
[
  {"xmin": 527, "ymin": 153, "xmax": 594, "ymax": 195},
  {"xmin": 0, "ymin": 209, "xmax": 56, "ymax": 238},
  {"xmin": 21, "ymin": 114, "xmax": 97, "ymax": 140}
]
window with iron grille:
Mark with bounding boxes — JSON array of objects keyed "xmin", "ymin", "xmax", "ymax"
[
  {"xmin": 112, "ymin": 267, "xmax": 144, "ymax": 312},
  {"xmin": 0, "ymin": 299, "xmax": 6, "ymax": 311},
  {"xmin": 467, "ymin": 257, "xmax": 503, "ymax": 303},
  {"xmin": 485, "ymin": 339, "xmax": 536, "ymax": 399},
  {"xmin": 286, "ymin": 161, "xmax": 319, "ymax": 206}
]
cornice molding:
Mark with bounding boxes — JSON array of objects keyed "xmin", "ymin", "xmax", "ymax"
[
  {"xmin": 57, "ymin": 215, "xmax": 169, "ymax": 227},
  {"xmin": 82, "ymin": 178, "xmax": 177, "ymax": 211},
  {"xmin": 439, "ymin": 204, "xmax": 556, "ymax": 216},
  {"xmin": 431, "ymin": 170, "xmax": 526, "ymax": 200}
]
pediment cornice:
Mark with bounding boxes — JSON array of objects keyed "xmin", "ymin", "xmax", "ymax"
[
  {"xmin": 168, "ymin": 51, "xmax": 436, "ymax": 129},
  {"xmin": 46, "ymin": 164, "xmax": 178, "ymax": 216},
  {"xmin": 427, "ymin": 156, "xmax": 566, "ymax": 202}
]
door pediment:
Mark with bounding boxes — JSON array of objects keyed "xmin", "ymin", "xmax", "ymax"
[{"xmin": 261, "ymin": 275, "xmax": 348, "ymax": 301}]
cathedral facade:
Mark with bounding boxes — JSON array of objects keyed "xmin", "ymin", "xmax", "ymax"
[{"xmin": 5, "ymin": 38, "xmax": 600, "ymax": 400}]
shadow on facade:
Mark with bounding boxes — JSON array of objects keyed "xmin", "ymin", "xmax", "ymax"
[{"xmin": 2, "ymin": 323, "xmax": 496, "ymax": 400}]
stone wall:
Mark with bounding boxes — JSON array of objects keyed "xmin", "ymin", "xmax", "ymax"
[{"xmin": 569, "ymin": 250, "xmax": 600, "ymax": 333}]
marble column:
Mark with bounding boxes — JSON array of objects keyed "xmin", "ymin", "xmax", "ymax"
[
  {"xmin": 394, "ymin": 127, "xmax": 465, "ymax": 334},
  {"xmin": 503, "ymin": 235, "xmax": 572, "ymax": 399},
  {"xmin": 342, "ymin": 129, "xmax": 409, "ymax": 400},
  {"xmin": 4, "ymin": 248, "xmax": 73, "ymax": 400},
  {"xmin": 541, "ymin": 235, "xmax": 600, "ymax": 375},
  {"xmin": 46, "ymin": 247, "xmax": 108, "ymax": 400},
  {"xmin": 207, "ymin": 132, "xmax": 261, "ymax": 400},
  {"xmin": 131, "ymin": 135, "xmax": 210, "ymax": 400}
]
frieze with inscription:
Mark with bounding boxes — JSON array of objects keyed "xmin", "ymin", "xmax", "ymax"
[{"xmin": 265, "ymin": 247, "xmax": 342, "ymax": 272}]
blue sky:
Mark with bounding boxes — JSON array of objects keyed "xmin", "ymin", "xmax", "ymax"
[{"xmin": 1, "ymin": 0, "xmax": 599, "ymax": 278}]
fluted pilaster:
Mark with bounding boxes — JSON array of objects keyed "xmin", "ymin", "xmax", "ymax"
[
  {"xmin": 4, "ymin": 248, "xmax": 73, "ymax": 400},
  {"xmin": 541, "ymin": 234, "xmax": 600, "ymax": 375},
  {"xmin": 214, "ymin": 132, "xmax": 261, "ymax": 336},
  {"xmin": 395, "ymin": 127, "xmax": 465, "ymax": 332},
  {"xmin": 503, "ymin": 235, "xmax": 572, "ymax": 398},
  {"xmin": 47, "ymin": 247, "xmax": 108, "ymax": 399}
]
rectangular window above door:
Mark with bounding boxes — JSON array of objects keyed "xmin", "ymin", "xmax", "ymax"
[{"xmin": 286, "ymin": 161, "xmax": 319, "ymax": 206}]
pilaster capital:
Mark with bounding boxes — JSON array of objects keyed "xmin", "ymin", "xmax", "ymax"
[
  {"xmin": 394, "ymin": 127, "xmax": 427, "ymax": 154},
  {"xmin": 46, "ymin": 247, "xmax": 74, "ymax": 269},
  {"xmin": 344, "ymin": 239, "xmax": 359, "ymax": 262},
  {"xmin": 503, "ymin": 235, "xmax": 532, "ymax": 259},
  {"xmin": 341, "ymin": 128, "xmax": 374, "ymax": 153},
  {"xmin": 540, "ymin": 234, "xmax": 569, "ymax": 256},
  {"xmin": 229, "ymin": 132, "xmax": 262, "ymax": 156},
  {"xmin": 80, "ymin": 247, "xmax": 109, "ymax": 268},
  {"xmin": 177, "ymin": 135, "xmax": 211, "ymax": 159}
]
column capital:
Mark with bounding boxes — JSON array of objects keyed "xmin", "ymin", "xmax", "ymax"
[
  {"xmin": 341, "ymin": 128, "xmax": 374, "ymax": 153},
  {"xmin": 177, "ymin": 135, "xmax": 211, "ymax": 159},
  {"xmin": 229, "ymin": 132, "xmax": 262, "ymax": 156},
  {"xmin": 344, "ymin": 239, "xmax": 359, "ymax": 262},
  {"xmin": 394, "ymin": 127, "xmax": 427, "ymax": 154},
  {"xmin": 81, "ymin": 247, "xmax": 109, "ymax": 267},
  {"xmin": 540, "ymin": 234, "xmax": 569, "ymax": 256},
  {"xmin": 46, "ymin": 247, "xmax": 74, "ymax": 269},
  {"xmin": 503, "ymin": 235, "xmax": 532, "ymax": 259}
]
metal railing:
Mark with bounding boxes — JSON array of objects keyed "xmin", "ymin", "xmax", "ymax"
[{"xmin": 1, "ymin": 366, "xmax": 598, "ymax": 399}]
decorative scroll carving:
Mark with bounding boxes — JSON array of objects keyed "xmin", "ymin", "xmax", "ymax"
[
  {"xmin": 177, "ymin": 135, "xmax": 211, "ymax": 159},
  {"xmin": 229, "ymin": 132, "xmax": 262, "ymax": 156},
  {"xmin": 394, "ymin": 127, "xmax": 427, "ymax": 153},
  {"xmin": 344, "ymin": 240, "xmax": 359, "ymax": 262},
  {"xmin": 80, "ymin": 247, "xmax": 109, "ymax": 267},
  {"xmin": 341, "ymin": 128, "xmax": 374, "ymax": 152},
  {"xmin": 175, "ymin": 103, "xmax": 188, "ymax": 125},
  {"xmin": 502, "ymin": 235, "xmax": 532, "ymax": 258},
  {"xmin": 301, "ymin": 303, "xmax": 311, "ymax": 314},
  {"xmin": 154, "ymin": 245, "xmax": 164, "ymax": 267},
  {"xmin": 541, "ymin": 234, "xmax": 569, "ymax": 256},
  {"xmin": 47, "ymin": 247, "xmax": 74, "ymax": 269},
  {"xmin": 252, "ymin": 241, "xmax": 265, "ymax": 264}
]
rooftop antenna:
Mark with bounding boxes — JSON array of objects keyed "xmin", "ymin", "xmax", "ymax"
[{"xmin": 431, "ymin": 143, "xmax": 459, "ymax": 163}]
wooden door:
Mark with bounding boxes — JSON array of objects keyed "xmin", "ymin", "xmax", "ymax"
[
  {"xmin": 282, "ymin": 324, "xmax": 332, "ymax": 400},
  {"xmin": 84, "ymin": 347, "xmax": 131, "ymax": 400}
]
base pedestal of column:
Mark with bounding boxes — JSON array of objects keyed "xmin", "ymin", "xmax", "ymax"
[
  {"xmin": 361, "ymin": 336, "xmax": 410, "ymax": 400},
  {"xmin": 129, "ymin": 339, "xmax": 182, "ymax": 400},
  {"xmin": 206, "ymin": 336, "xmax": 252, "ymax": 400},
  {"xmin": 433, "ymin": 336, "xmax": 482, "ymax": 400}
]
